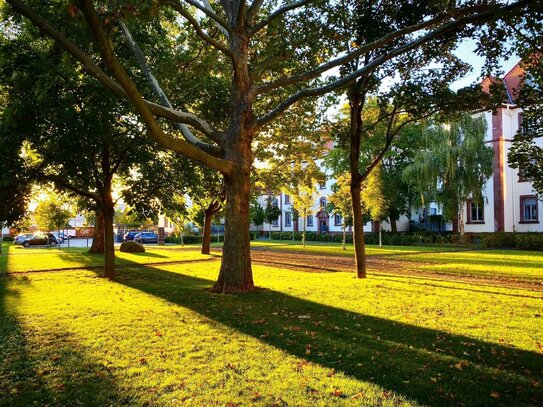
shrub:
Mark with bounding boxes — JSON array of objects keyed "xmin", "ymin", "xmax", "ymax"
[
  {"xmin": 481, "ymin": 232, "xmax": 516, "ymax": 248},
  {"xmin": 119, "ymin": 241, "xmax": 145, "ymax": 253},
  {"xmin": 2, "ymin": 235, "xmax": 14, "ymax": 242},
  {"xmin": 515, "ymin": 233, "xmax": 543, "ymax": 250}
]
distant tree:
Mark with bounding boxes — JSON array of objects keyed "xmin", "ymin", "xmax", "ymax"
[
  {"xmin": 403, "ymin": 115, "xmax": 493, "ymax": 233},
  {"xmin": 162, "ymin": 194, "xmax": 189, "ymax": 247},
  {"xmin": 250, "ymin": 201, "xmax": 265, "ymax": 240},
  {"xmin": 263, "ymin": 196, "xmax": 281, "ymax": 239},
  {"xmin": 0, "ymin": 24, "xmax": 163, "ymax": 277},
  {"xmin": 34, "ymin": 191, "xmax": 73, "ymax": 240},
  {"xmin": 361, "ymin": 165, "xmax": 388, "ymax": 247},
  {"xmin": 327, "ymin": 172, "xmax": 352, "ymax": 250}
]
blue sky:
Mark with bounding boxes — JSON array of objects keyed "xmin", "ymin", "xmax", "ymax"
[{"xmin": 452, "ymin": 39, "xmax": 520, "ymax": 89}]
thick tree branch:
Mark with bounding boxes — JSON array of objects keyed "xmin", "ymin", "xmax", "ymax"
[
  {"xmin": 6, "ymin": 0, "xmax": 225, "ymax": 146},
  {"xmin": 34, "ymin": 169, "xmax": 100, "ymax": 202},
  {"xmin": 112, "ymin": 3, "xmax": 225, "ymax": 154},
  {"xmin": 254, "ymin": 1, "xmax": 534, "ymax": 96},
  {"xmin": 250, "ymin": 0, "xmax": 315, "ymax": 34},
  {"xmin": 169, "ymin": 2, "xmax": 234, "ymax": 58},
  {"xmin": 257, "ymin": 1, "xmax": 535, "ymax": 126},
  {"xmin": 245, "ymin": 0, "xmax": 265, "ymax": 25},
  {"xmin": 361, "ymin": 110, "xmax": 439, "ymax": 182},
  {"xmin": 236, "ymin": 0, "xmax": 246, "ymax": 28},
  {"xmin": 76, "ymin": 0, "xmax": 232, "ymax": 174},
  {"xmin": 183, "ymin": 0, "xmax": 231, "ymax": 37}
]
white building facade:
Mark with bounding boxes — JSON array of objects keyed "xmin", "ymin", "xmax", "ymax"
[
  {"xmin": 256, "ymin": 159, "xmax": 412, "ymax": 236},
  {"xmin": 462, "ymin": 62, "xmax": 542, "ymax": 233}
]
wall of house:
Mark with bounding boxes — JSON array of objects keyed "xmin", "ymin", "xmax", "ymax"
[
  {"xmin": 462, "ymin": 107, "xmax": 543, "ymax": 233},
  {"xmin": 258, "ymin": 159, "xmax": 412, "ymax": 235}
]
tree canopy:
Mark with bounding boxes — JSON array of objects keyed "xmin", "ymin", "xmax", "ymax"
[{"xmin": 4, "ymin": 0, "xmax": 542, "ymax": 292}]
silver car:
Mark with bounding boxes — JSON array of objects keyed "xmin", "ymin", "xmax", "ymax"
[{"xmin": 14, "ymin": 233, "xmax": 34, "ymax": 244}]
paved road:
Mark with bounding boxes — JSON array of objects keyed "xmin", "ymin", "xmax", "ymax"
[{"xmin": 60, "ymin": 239, "xmax": 163, "ymax": 248}]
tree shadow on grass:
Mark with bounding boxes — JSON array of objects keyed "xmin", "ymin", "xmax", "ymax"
[
  {"xmin": 0, "ymin": 273, "xmax": 133, "ymax": 406},
  {"xmin": 0, "ymin": 243, "xmax": 9, "ymax": 274},
  {"xmin": 376, "ymin": 275, "xmax": 543, "ymax": 300},
  {"xmin": 112, "ymin": 263, "xmax": 542, "ymax": 406}
]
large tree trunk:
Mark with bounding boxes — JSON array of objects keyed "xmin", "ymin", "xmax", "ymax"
[
  {"xmin": 390, "ymin": 217, "xmax": 397, "ymax": 233},
  {"xmin": 212, "ymin": 29, "xmax": 255, "ymax": 292},
  {"xmin": 100, "ymin": 145, "xmax": 115, "ymax": 279},
  {"xmin": 342, "ymin": 223, "xmax": 346, "ymax": 250},
  {"xmin": 88, "ymin": 209, "xmax": 104, "ymax": 254},
  {"xmin": 212, "ymin": 160, "xmax": 254, "ymax": 293},
  {"xmin": 349, "ymin": 83, "xmax": 367, "ymax": 279},
  {"xmin": 102, "ymin": 197, "xmax": 115, "ymax": 279},
  {"xmin": 351, "ymin": 181, "xmax": 367, "ymax": 278},
  {"xmin": 201, "ymin": 201, "xmax": 220, "ymax": 255}
]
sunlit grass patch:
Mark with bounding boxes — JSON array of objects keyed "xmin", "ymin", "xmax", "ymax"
[
  {"xmin": 0, "ymin": 243, "xmax": 213, "ymax": 274},
  {"xmin": 1, "ymin": 260, "xmax": 541, "ymax": 406},
  {"xmin": 390, "ymin": 250, "xmax": 543, "ymax": 282},
  {"xmin": 251, "ymin": 240, "xmax": 456, "ymax": 257}
]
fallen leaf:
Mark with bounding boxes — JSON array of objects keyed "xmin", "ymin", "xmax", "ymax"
[
  {"xmin": 330, "ymin": 388, "xmax": 343, "ymax": 397},
  {"xmin": 351, "ymin": 391, "xmax": 364, "ymax": 400},
  {"xmin": 252, "ymin": 319, "xmax": 266, "ymax": 325},
  {"xmin": 490, "ymin": 391, "xmax": 500, "ymax": 398}
]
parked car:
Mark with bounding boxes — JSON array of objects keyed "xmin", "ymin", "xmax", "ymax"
[
  {"xmin": 50, "ymin": 232, "xmax": 64, "ymax": 244},
  {"xmin": 123, "ymin": 231, "xmax": 139, "ymax": 241},
  {"xmin": 14, "ymin": 233, "xmax": 34, "ymax": 244},
  {"xmin": 20, "ymin": 233, "xmax": 59, "ymax": 247},
  {"xmin": 134, "ymin": 232, "xmax": 159, "ymax": 244}
]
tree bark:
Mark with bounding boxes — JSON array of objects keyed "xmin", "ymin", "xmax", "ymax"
[
  {"xmin": 102, "ymin": 195, "xmax": 115, "ymax": 279},
  {"xmin": 342, "ymin": 223, "xmax": 346, "ymax": 250},
  {"xmin": 212, "ymin": 161, "xmax": 254, "ymax": 293},
  {"xmin": 351, "ymin": 181, "xmax": 367, "ymax": 278},
  {"xmin": 349, "ymin": 83, "xmax": 367, "ymax": 279},
  {"xmin": 88, "ymin": 209, "xmax": 104, "ymax": 254},
  {"xmin": 390, "ymin": 217, "xmax": 397, "ymax": 233},
  {"xmin": 201, "ymin": 201, "xmax": 220, "ymax": 255},
  {"xmin": 211, "ymin": 29, "xmax": 255, "ymax": 293}
]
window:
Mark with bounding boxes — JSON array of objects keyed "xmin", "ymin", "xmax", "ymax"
[
  {"xmin": 467, "ymin": 200, "xmax": 484, "ymax": 223},
  {"xmin": 306, "ymin": 215, "xmax": 313, "ymax": 227},
  {"xmin": 285, "ymin": 212, "xmax": 292, "ymax": 227},
  {"xmin": 284, "ymin": 194, "xmax": 290, "ymax": 205},
  {"xmin": 319, "ymin": 197, "xmax": 326, "ymax": 210},
  {"xmin": 334, "ymin": 213, "xmax": 342, "ymax": 226},
  {"xmin": 272, "ymin": 218, "xmax": 279, "ymax": 227},
  {"xmin": 520, "ymin": 195, "xmax": 538, "ymax": 223},
  {"xmin": 319, "ymin": 176, "xmax": 327, "ymax": 190}
]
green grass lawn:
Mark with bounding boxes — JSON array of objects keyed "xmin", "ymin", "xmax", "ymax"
[
  {"xmin": 0, "ymin": 243, "xmax": 214, "ymax": 274},
  {"xmin": 251, "ymin": 240, "xmax": 543, "ymax": 282},
  {"xmin": 0, "ymin": 245, "xmax": 542, "ymax": 406},
  {"xmin": 250, "ymin": 239, "xmax": 455, "ymax": 256}
]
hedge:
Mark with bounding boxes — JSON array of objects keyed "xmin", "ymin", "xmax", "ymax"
[
  {"xmin": 165, "ymin": 230, "xmax": 543, "ymax": 250},
  {"xmin": 265, "ymin": 231, "xmax": 543, "ymax": 251}
]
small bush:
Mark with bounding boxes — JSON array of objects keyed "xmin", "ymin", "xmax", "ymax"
[
  {"xmin": 2, "ymin": 235, "xmax": 14, "ymax": 242},
  {"xmin": 119, "ymin": 241, "xmax": 145, "ymax": 253},
  {"xmin": 515, "ymin": 233, "xmax": 543, "ymax": 250},
  {"xmin": 481, "ymin": 232, "xmax": 516, "ymax": 248}
]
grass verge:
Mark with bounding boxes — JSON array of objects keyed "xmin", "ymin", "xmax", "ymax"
[{"xmin": 0, "ymin": 257, "xmax": 541, "ymax": 406}]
